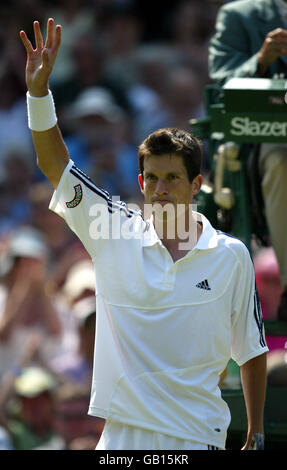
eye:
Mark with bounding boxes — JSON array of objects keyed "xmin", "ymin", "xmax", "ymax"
[
  {"xmin": 167, "ymin": 174, "xmax": 179, "ymax": 181},
  {"xmin": 145, "ymin": 173, "xmax": 157, "ymax": 181}
]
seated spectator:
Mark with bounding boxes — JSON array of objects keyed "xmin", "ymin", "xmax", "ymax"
[
  {"xmin": 51, "ymin": 296, "xmax": 97, "ymax": 387},
  {"xmin": 47, "ymin": 0, "xmax": 96, "ymax": 87},
  {"xmin": 63, "ymin": 86, "xmax": 139, "ymax": 199},
  {"xmin": 160, "ymin": 66, "xmax": 206, "ymax": 131},
  {"xmin": 0, "ymin": 70, "xmax": 33, "ymax": 171},
  {"xmin": 62, "ymin": 259, "xmax": 96, "ymax": 307},
  {"xmin": 96, "ymin": 3, "xmax": 143, "ymax": 94},
  {"xmin": 0, "ymin": 226, "xmax": 63, "ymax": 379},
  {"xmin": 0, "ymin": 145, "xmax": 34, "ymax": 236},
  {"xmin": 55, "ymin": 383, "xmax": 104, "ymax": 450},
  {"xmin": 50, "ymin": 260, "xmax": 96, "ymax": 386},
  {"xmin": 51, "ymin": 32, "xmax": 107, "ymax": 116},
  {"xmin": 6, "ymin": 366, "xmax": 65, "ymax": 450},
  {"xmin": 167, "ymin": 0, "xmax": 217, "ymax": 77},
  {"xmin": 28, "ymin": 181, "xmax": 78, "ymax": 268}
]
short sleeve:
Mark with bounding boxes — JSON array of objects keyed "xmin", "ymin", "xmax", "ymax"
[
  {"xmin": 231, "ymin": 244, "xmax": 269, "ymax": 366},
  {"xmin": 49, "ymin": 160, "xmax": 137, "ymax": 258}
]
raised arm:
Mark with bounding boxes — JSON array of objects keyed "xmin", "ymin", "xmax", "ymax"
[{"xmin": 20, "ymin": 18, "xmax": 69, "ymax": 188}]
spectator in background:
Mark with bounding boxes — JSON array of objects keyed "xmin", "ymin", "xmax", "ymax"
[
  {"xmin": 161, "ymin": 66, "xmax": 205, "ymax": 131},
  {"xmin": 50, "ymin": 260, "xmax": 96, "ymax": 387},
  {"xmin": 51, "ymin": 297, "xmax": 96, "ymax": 387},
  {"xmin": 6, "ymin": 366, "xmax": 65, "ymax": 450},
  {"xmin": 63, "ymin": 86, "xmax": 139, "ymax": 199},
  {"xmin": 167, "ymin": 0, "xmax": 218, "ymax": 81},
  {"xmin": 0, "ymin": 72, "xmax": 33, "ymax": 174},
  {"xmin": 55, "ymin": 383, "xmax": 104, "ymax": 450},
  {"xmin": 28, "ymin": 181, "xmax": 79, "ymax": 268},
  {"xmin": 126, "ymin": 46, "xmax": 180, "ymax": 143},
  {"xmin": 62, "ymin": 259, "xmax": 96, "ymax": 307},
  {"xmin": 52, "ymin": 32, "xmax": 106, "ymax": 115},
  {"xmin": 128, "ymin": 62, "xmax": 207, "ymax": 166},
  {"xmin": 96, "ymin": 3, "xmax": 143, "ymax": 96},
  {"xmin": 47, "ymin": 0, "xmax": 96, "ymax": 87},
  {"xmin": 0, "ymin": 145, "xmax": 34, "ymax": 236},
  {"xmin": 0, "ymin": 226, "xmax": 63, "ymax": 380}
]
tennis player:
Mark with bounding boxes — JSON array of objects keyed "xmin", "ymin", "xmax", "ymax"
[{"xmin": 20, "ymin": 18, "xmax": 268, "ymax": 450}]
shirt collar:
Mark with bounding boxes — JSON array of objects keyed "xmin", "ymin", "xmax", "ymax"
[{"xmin": 142, "ymin": 211, "xmax": 218, "ymax": 250}]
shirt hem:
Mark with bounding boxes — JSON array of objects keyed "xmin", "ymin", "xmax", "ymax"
[{"xmin": 88, "ymin": 406, "xmax": 226, "ymax": 449}]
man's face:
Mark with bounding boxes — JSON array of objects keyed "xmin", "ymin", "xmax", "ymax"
[{"xmin": 139, "ymin": 153, "xmax": 201, "ymax": 213}]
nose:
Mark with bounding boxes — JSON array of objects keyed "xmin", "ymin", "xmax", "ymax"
[{"xmin": 154, "ymin": 178, "xmax": 169, "ymax": 196}]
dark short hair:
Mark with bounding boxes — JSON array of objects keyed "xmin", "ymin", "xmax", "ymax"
[{"xmin": 138, "ymin": 128, "xmax": 202, "ymax": 183}]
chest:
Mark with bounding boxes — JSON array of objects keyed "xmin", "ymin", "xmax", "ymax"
[{"xmin": 95, "ymin": 240, "xmax": 237, "ymax": 309}]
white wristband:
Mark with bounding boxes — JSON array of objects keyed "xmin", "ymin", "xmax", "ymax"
[{"xmin": 27, "ymin": 90, "xmax": 57, "ymax": 131}]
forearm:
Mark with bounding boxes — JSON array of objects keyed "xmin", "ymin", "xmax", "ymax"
[
  {"xmin": 32, "ymin": 124, "xmax": 69, "ymax": 189},
  {"xmin": 240, "ymin": 353, "xmax": 267, "ymax": 436}
]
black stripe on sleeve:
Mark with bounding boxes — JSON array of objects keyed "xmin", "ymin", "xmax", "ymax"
[
  {"xmin": 70, "ymin": 166, "xmax": 140, "ymax": 219},
  {"xmin": 70, "ymin": 167, "xmax": 113, "ymax": 215},
  {"xmin": 253, "ymin": 283, "xmax": 266, "ymax": 348}
]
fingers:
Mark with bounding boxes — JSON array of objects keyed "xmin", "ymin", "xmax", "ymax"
[
  {"xmin": 54, "ymin": 24, "xmax": 62, "ymax": 51},
  {"xmin": 33, "ymin": 20, "xmax": 44, "ymax": 50},
  {"xmin": 19, "ymin": 30, "xmax": 33, "ymax": 54},
  {"xmin": 45, "ymin": 18, "xmax": 61, "ymax": 51},
  {"xmin": 45, "ymin": 18, "xmax": 54, "ymax": 48},
  {"xmin": 268, "ymin": 28, "xmax": 287, "ymax": 39},
  {"xmin": 20, "ymin": 18, "xmax": 61, "ymax": 54}
]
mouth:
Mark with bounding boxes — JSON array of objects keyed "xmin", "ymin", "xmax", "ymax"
[{"xmin": 152, "ymin": 199, "xmax": 173, "ymax": 205}]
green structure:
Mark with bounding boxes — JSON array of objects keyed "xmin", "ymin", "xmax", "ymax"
[{"xmin": 190, "ymin": 78, "xmax": 287, "ymax": 449}]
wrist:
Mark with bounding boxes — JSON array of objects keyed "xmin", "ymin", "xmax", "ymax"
[
  {"xmin": 26, "ymin": 89, "xmax": 57, "ymax": 131},
  {"xmin": 257, "ymin": 52, "xmax": 270, "ymax": 76},
  {"xmin": 28, "ymin": 87, "xmax": 49, "ymax": 98},
  {"xmin": 27, "ymin": 80, "xmax": 49, "ymax": 98}
]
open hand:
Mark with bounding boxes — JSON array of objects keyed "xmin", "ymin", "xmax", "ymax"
[{"xmin": 19, "ymin": 18, "xmax": 61, "ymax": 97}]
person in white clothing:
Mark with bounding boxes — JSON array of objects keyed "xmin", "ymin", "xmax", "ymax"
[{"xmin": 19, "ymin": 18, "xmax": 268, "ymax": 450}]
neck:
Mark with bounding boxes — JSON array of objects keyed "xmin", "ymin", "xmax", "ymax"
[{"xmin": 153, "ymin": 209, "xmax": 201, "ymax": 250}]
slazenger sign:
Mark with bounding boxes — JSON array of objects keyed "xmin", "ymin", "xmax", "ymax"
[{"xmin": 230, "ymin": 117, "xmax": 287, "ymax": 137}]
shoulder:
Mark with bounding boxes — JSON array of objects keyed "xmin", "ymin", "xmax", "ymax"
[
  {"xmin": 220, "ymin": 0, "xmax": 258, "ymax": 14},
  {"xmin": 216, "ymin": 230, "xmax": 252, "ymax": 266},
  {"xmin": 216, "ymin": 0, "xmax": 261, "ymax": 25}
]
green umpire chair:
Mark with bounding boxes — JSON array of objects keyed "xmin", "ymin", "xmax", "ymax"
[{"xmin": 190, "ymin": 77, "xmax": 287, "ymax": 449}]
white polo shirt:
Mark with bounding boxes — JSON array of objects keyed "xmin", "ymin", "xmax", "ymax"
[{"xmin": 49, "ymin": 160, "xmax": 268, "ymax": 449}]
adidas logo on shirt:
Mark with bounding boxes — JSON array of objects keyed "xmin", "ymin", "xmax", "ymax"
[{"xmin": 196, "ymin": 279, "xmax": 211, "ymax": 291}]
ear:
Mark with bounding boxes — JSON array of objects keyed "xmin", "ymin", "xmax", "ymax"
[
  {"xmin": 138, "ymin": 174, "xmax": 144, "ymax": 192},
  {"xmin": 192, "ymin": 174, "xmax": 202, "ymax": 196}
]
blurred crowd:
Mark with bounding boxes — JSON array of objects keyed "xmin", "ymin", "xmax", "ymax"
[{"xmin": 0, "ymin": 0, "xmax": 286, "ymax": 450}]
